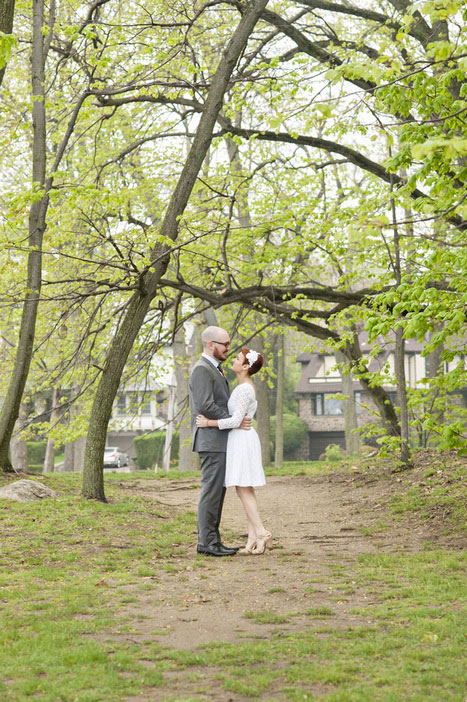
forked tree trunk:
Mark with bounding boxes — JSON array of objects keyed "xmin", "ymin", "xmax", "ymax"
[
  {"xmin": 82, "ymin": 0, "xmax": 270, "ymax": 500},
  {"xmin": 0, "ymin": 0, "xmax": 47, "ymax": 472}
]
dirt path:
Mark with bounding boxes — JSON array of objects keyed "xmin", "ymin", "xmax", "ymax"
[{"xmin": 112, "ymin": 466, "xmax": 463, "ymax": 701}]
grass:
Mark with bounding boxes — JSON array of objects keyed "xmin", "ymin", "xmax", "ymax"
[
  {"xmin": 148, "ymin": 549, "xmax": 466, "ymax": 701},
  {"xmin": 389, "ymin": 462, "xmax": 467, "ymax": 530},
  {"xmin": 244, "ymin": 610, "xmax": 292, "ymax": 625},
  {"xmin": 0, "ymin": 473, "xmax": 196, "ymax": 702},
  {"xmin": 0, "ymin": 454, "xmax": 465, "ymax": 701}
]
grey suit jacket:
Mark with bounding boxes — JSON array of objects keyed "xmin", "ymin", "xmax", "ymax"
[{"xmin": 189, "ymin": 356, "xmax": 230, "ymax": 452}]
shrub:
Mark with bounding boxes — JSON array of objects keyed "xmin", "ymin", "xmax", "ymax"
[
  {"xmin": 270, "ymin": 413, "xmax": 308, "ymax": 458},
  {"xmin": 133, "ymin": 431, "xmax": 179, "ymax": 470},
  {"xmin": 325, "ymin": 443, "xmax": 344, "ymax": 462},
  {"xmin": 26, "ymin": 441, "xmax": 47, "ymax": 467}
]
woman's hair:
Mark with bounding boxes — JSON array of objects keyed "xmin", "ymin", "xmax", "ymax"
[{"xmin": 241, "ymin": 348, "xmax": 263, "ymax": 376}]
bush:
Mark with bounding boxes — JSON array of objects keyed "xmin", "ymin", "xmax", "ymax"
[
  {"xmin": 325, "ymin": 443, "xmax": 344, "ymax": 462},
  {"xmin": 270, "ymin": 413, "xmax": 308, "ymax": 458},
  {"xmin": 133, "ymin": 431, "xmax": 179, "ymax": 470},
  {"xmin": 26, "ymin": 441, "xmax": 47, "ymax": 467}
]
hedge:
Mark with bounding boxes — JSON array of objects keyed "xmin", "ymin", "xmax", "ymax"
[
  {"xmin": 269, "ymin": 413, "xmax": 308, "ymax": 458},
  {"xmin": 133, "ymin": 430, "xmax": 179, "ymax": 470}
]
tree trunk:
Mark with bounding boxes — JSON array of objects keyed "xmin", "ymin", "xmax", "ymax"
[
  {"xmin": 425, "ymin": 325, "xmax": 445, "ymax": 447},
  {"xmin": 62, "ymin": 441, "xmax": 75, "ymax": 473},
  {"xmin": 0, "ymin": 0, "xmax": 47, "ymax": 472},
  {"xmin": 394, "ymin": 327, "xmax": 412, "ymax": 466},
  {"xmin": 43, "ymin": 387, "xmax": 61, "ymax": 473},
  {"xmin": 81, "ymin": 0, "xmax": 270, "ymax": 500},
  {"xmin": 274, "ymin": 334, "xmax": 284, "ymax": 466},
  {"xmin": 10, "ymin": 402, "xmax": 28, "ymax": 472},
  {"xmin": 255, "ymin": 373, "xmax": 271, "ymax": 467},
  {"xmin": 0, "ymin": 0, "xmax": 16, "ymax": 86},
  {"xmin": 335, "ymin": 349, "xmax": 360, "ymax": 455},
  {"xmin": 162, "ymin": 374, "xmax": 176, "ymax": 472},
  {"xmin": 173, "ymin": 327, "xmax": 194, "ymax": 471},
  {"xmin": 82, "ymin": 289, "xmax": 158, "ymax": 498},
  {"xmin": 344, "ymin": 335, "xmax": 400, "ymax": 438},
  {"xmin": 391, "ymin": 170, "xmax": 412, "ymax": 468}
]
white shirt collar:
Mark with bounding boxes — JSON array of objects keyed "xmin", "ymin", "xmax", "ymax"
[{"xmin": 202, "ymin": 352, "xmax": 221, "ymax": 368}]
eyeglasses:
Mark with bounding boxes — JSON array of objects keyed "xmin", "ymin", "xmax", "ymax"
[{"xmin": 210, "ymin": 340, "xmax": 231, "ymax": 348}]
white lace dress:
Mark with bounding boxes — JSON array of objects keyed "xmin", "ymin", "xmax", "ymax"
[{"xmin": 218, "ymin": 383, "xmax": 265, "ymax": 488}]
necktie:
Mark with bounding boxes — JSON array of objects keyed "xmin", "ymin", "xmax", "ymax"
[{"xmin": 217, "ymin": 364, "xmax": 225, "ymax": 376}]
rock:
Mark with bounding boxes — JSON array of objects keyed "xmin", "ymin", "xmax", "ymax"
[{"xmin": 0, "ymin": 479, "xmax": 56, "ymax": 502}]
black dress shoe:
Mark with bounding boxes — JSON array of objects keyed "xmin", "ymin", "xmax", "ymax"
[
  {"xmin": 197, "ymin": 544, "xmax": 236, "ymax": 557},
  {"xmin": 217, "ymin": 542, "xmax": 239, "ymax": 553}
]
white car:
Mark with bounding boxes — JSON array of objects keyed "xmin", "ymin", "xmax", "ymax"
[{"xmin": 103, "ymin": 446, "xmax": 130, "ymax": 469}]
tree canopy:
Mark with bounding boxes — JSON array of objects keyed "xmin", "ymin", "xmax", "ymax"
[{"xmin": 1, "ymin": 0, "xmax": 467, "ymax": 491}]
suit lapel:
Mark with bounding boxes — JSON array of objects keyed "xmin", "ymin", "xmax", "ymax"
[{"xmin": 200, "ymin": 356, "xmax": 229, "ymax": 392}]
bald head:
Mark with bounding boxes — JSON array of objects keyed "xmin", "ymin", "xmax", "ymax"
[
  {"xmin": 201, "ymin": 326, "xmax": 228, "ymax": 346},
  {"xmin": 201, "ymin": 326, "xmax": 231, "ymax": 361}
]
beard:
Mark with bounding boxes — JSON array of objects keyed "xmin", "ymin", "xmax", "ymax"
[{"xmin": 212, "ymin": 347, "xmax": 225, "ymax": 362}]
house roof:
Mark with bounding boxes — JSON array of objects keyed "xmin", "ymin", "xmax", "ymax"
[{"xmin": 294, "ymin": 332, "xmax": 426, "ymax": 394}]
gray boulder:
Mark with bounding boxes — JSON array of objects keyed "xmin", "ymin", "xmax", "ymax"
[{"xmin": 0, "ymin": 479, "xmax": 57, "ymax": 502}]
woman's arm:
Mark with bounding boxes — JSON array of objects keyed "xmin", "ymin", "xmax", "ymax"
[
  {"xmin": 209, "ymin": 384, "xmax": 254, "ymax": 430},
  {"xmin": 196, "ymin": 413, "xmax": 252, "ymax": 430},
  {"xmin": 196, "ymin": 415, "xmax": 219, "ymax": 428}
]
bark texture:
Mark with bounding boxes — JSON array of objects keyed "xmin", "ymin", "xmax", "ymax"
[
  {"xmin": 0, "ymin": 0, "xmax": 16, "ymax": 86},
  {"xmin": 255, "ymin": 373, "xmax": 271, "ymax": 467}
]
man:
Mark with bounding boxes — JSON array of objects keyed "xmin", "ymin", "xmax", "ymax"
[{"xmin": 189, "ymin": 326, "xmax": 250, "ymax": 557}]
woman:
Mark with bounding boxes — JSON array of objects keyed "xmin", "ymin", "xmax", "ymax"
[{"xmin": 196, "ymin": 348, "xmax": 271, "ymax": 555}]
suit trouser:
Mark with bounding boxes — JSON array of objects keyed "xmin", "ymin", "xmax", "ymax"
[{"xmin": 197, "ymin": 451, "xmax": 226, "ymax": 547}]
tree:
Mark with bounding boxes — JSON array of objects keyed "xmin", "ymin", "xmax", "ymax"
[
  {"xmin": 157, "ymin": 0, "xmax": 467, "ymax": 460},
  {"xmin": 81, "ymin": 0, "xmax": 270, "ymax": 500},
  {"xmin": 2, "ymin": 0, "xmax": 467, "ymax": 482},
  {"xmin": 0, "ymin": 0, "xmax": 48, "ymax": 471}
]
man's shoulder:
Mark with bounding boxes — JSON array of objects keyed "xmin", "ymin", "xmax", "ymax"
[{"xmin": 191, "ymin": 356, "xmax": 214, "ymax": 376}]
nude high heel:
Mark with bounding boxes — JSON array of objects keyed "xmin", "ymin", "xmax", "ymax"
[
  {"xmin": 252, "ymin": 531, "xmax": 272, "ymax": 555},
  {"xmin": 239, "ymin": 540, "xmax": 257, "ymax": 554}
]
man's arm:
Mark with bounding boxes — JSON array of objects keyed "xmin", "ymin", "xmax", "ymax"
[{"xmin": 189, "ymin": 365, "xmax": 230, "ymax": 419}]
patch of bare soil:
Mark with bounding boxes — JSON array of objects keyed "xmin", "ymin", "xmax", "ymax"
[{"xmin": 113, "ymin": 456, "xmax": 465, "ymax": 700}]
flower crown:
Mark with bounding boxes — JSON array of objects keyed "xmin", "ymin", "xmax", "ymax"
[{"xmin": 246, "ymin": 350, "xmax": 259, "ymax": 367}]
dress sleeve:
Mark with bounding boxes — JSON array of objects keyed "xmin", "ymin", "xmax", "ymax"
[{"xmin": 218, "ymin": 384, "xmax": 254, "ymax": 430}]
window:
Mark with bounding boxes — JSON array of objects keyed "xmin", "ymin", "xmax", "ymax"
[
  {"xmin": 313, "ymin": 391, "xmax": 364, "ymax": 416},
  {"xmin": 141, "ymin": 392, "xmax": 152, "ymax": 415},
  {"xmin": 116, "ymin": 394, "xmax": 126, "ymax": 415},
  {"xmin": 313, "ymin": 393, "xmax": 344, "ymax": 416}
]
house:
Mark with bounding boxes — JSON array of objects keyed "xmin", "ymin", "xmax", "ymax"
[
  {"xmin": 107, "ymin": 381, "xmax": 169, "ymax": 459},
  {"xmin": 294, "ymin": 335, "xmax": 462, "ymax": 460}
]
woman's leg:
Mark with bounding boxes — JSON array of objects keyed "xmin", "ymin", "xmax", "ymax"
[{"xmin": 235, "ymin": 486, "xmax": 267, "ymax": 544}]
